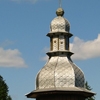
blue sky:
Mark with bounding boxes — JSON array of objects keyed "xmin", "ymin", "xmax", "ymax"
[{"xmin": 0, "ymin": 0, "xmax": 100, "ymax": 100}]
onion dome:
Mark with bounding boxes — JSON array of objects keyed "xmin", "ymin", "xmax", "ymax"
[
  {"xmin": 36, "ymin": 56, "xmax": 85, "ymax": 89},
  {"xmin": 50, "ymin": 8, "xmax": 70, "ymax": 33}
]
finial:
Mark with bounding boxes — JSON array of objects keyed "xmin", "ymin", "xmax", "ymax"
[
  {"xmin": 56, "ymin": 8, "xmax": 64, "ymax": 16},
  {"xmin": 56, "ymin": 0, "xmax": 64, "ymax": 16}
]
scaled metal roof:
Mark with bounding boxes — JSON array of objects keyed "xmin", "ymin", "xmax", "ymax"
[{"xmin": 36, "ymin": 56, "xmax": 85, "ymax": 89}]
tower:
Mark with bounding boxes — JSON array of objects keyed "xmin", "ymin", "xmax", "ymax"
[{"xmin": 26, "ymin": 7, "xmax": 95, "ymax": 100}]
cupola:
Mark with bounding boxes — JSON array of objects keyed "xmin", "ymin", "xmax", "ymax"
[{"xmin": 50, "ymin": 8, "xmax": 70, "ymax": 33}]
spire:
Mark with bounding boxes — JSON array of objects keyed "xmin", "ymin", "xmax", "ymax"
[{"xmin": 59, "ymin": 0, "xmax": 62, "ymax": 8}]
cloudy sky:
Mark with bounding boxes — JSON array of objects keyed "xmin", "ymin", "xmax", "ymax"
[{"xmin": 0, "ymin": 0, "xmax": 100, "ymax": 100}]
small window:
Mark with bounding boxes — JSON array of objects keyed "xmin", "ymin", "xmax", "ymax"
[
  {"xmin": 54, "ymin": 41, "xmax": 56, "ymax": 43},
  {"xmin": 61, "ymin": 42, "xmax": 63, "ymax": 44}
]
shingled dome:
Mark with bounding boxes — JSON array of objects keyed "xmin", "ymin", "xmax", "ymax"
[
  {"xmin": 36, "ymin": 56, "xmax": 85, "ymax": 89},
  {"xmin": 50, "ymin": 8, "xmax": 70, "ymax": 33}
]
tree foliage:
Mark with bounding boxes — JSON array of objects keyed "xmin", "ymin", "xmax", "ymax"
[
  {"xmin": 85, "ymin": 81, "xmax": 95, "ymax": 100},
  {"xmin": 0, "ymin": 75, "xmax": 12, "ymax": 100}
]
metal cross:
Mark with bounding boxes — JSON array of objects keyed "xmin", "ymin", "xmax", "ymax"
[{"xmin": 59, "ymin": 0, "xmax": 62, "ymax": 8}]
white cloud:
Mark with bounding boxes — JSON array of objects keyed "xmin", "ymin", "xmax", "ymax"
[
  {"xmin": 40, "ymin": 47, "xmax": 49, "ymax": 61},
  {"xmin": 71, "ymin": 34, "xmax": 100, "ymax": 60},
  {"xmin": 41, "ymin": 55, "xmax": 48, "ymax": 61},
  {"xmin": 0, "ymin": 40, "xmax": 14, "ymax": 47},
  {"xmin": 0, "ymin": 48, "xmax": 27, "ymax": 67},
  {"xmin": 42, "ymin": 47, "xmax": 49, "ymax": 52},
  {"xmin": 41, "ymin": 34, "xmax": 100, "ymax": 61}
]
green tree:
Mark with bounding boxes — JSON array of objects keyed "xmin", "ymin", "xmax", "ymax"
[
  {"xmin": 85, "ymin": 81, "xmax": 95, "ymax": 100},
  {"xmin": 0, "ymin": 75, "xmax": 12, "ymax": 100}
]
